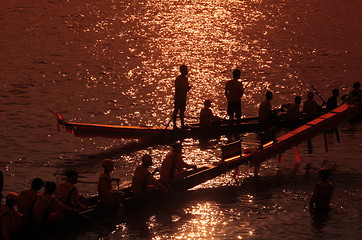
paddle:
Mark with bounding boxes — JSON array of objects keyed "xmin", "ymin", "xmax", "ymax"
[{"xmin": 311, "ymin": 85, "xmax": 327, "ymax": 105}]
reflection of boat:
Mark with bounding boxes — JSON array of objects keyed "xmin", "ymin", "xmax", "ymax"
[
  {"xmin": 50, "ymin": 110, "xmax": 326, "ymax": 141},
  {"xmin": 14, "ymin": 103, "xmax": 360, "ymax": 239}
]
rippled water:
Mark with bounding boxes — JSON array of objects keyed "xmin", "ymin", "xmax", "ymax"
[{"xmin": 1, "ymin": 0, "xmax": 361, "ymax": 239}]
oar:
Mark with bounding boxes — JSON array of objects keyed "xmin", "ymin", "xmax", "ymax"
[{"xmin": 311, "ymin": 85, "xmax": 327, "ymax": 105}]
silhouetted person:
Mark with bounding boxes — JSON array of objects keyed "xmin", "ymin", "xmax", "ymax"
[
  {"xmin": 172, "ymin": 65, "xmax": 191, "ymax": 130},
  {"xmin": 131, "ymin": 154, "xmax": 168, "ymax": 196},
  {"xmin": 55, "ymin": 170, "xmax": 87, "ymax": 211},
  {"xmin": 309, "ymin": 168, "xmax": 334, "ymax": 212},
  {"xmin": 258, "ymin": 91, "xmax": 274, "ymax": 122},
  {"xmin": 18, "ymin": 178, "xmax": 44, "ymax": 223},
  {"xmin": 282, "ymin": 96, "xmax": 302, "ymax": 120},
  {"xmin": 325, "ymin": 88, "xmax": 339, "ymax": 111},
  {"xmin": 303, "ymin": 92, "xmax": 320, "ymax": 117},
  {"xmin": 199, "ymin": 100, "xmax": 221, "ymax": 128},
  {"xmin": 0, "ymin": 193, "xmax": 23, "ymax": 240},
  {"xmin": 225, "ymin": 69, "xmax": 244, "ymax": 123}
]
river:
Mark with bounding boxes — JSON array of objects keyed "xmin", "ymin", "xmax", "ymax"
[{"xmin": 0, "ymin": 0, "xmax": 361, "ymax": 239}]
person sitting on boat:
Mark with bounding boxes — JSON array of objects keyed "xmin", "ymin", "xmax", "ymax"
[
  {"xmin": 303, "ymin": 92, "xmax": 321, "ymax": 117},
  {"xmin": 225, "ymin": 69, "xmax": 244, "ymax": 124},
  {"xmin": 258, "ymin": 91, "xmax": 280, "ymax": 123},
  {"xmin": 0, "ymin": 193, "xmax": 23, "ymax": 240},
  {"xmin": 160, "ymin": 143, "xmax": 197, "ymax": 185},
  {"xmin": 309, "ymin": 168, "xmax": 334, "ymax": 212},
  {"xmin": 32, "ymin": 181, "xmax": 72, "ymax": 226},
  {"xmin": 199, "ymin": 99, "xmax": 221, "ymax": 128},
  {"xmin": 55, "ymin": 170, "xmax": 87, "ymax": 211},
  {"xmin": 346, "ymin": 81, "xmax": 362, "ymax": 103},
  {"xmin": 172, "ymin": 65, "xmax": 192, "ymax": 130},
  {"xmin": 98, "ymin": 159, "xmax": 122, "ymax": 206},
  {"xmin": 17, "ymin": 178, "xmax": 44, "ymax": 223},
  {"xmin": 325, "ymin": 88, "xmax": 339, "ymax": 111},
  {"xmin": 131, "ymin": 154, "xmax": 169, "ymax": 196},
  {"xmin": 281, "ymin": 96, "xmax": 302, "ymax": 120}
]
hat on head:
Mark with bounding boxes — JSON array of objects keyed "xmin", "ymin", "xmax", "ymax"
[{"xmin": 102, "ymin": 159, "xmax": 114, "ymax": 170}]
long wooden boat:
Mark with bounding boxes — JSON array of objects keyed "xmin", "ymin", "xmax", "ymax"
[
  {"xmin": 50, "ymin": 110, "xmax": 325, "ymax": 141},
  {"xmin": 12, "ymin": 103, "xmax": 359, "ymax": 239}
]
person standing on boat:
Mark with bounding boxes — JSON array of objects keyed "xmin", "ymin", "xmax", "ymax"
[
  {"xmin": 17, "ymin": 178, "xmax": 44, "ymax": 223},
  {"xmin": 160, "ymin": 143, "xmax": 197, "ymax": 185},
  {"xmin": 172, "ymin": 65, "xmax": 192, "ymax": 130},
  {"xmin": 0, "ymin": 193, "xmax": 23, "ymax": 240},
  {"xmin": 32, "ymin": 181, "xmax": 72, "ymax": 226},
  {"xmin": 98, "ymin": 159, "xmax": 121, "ymax": 206},
  {"xmin": 325, "ymin": 88, "xmax": 339, "ymax": 111},
  {"xmin": 131, "ymin": 154, "xmax": 169, "ymax": 196},
  {"xmin": 309, "ymin": 168, "xmax": 334, "ymax": 212},
  {"xmin": 199, "ymin": 99, "xmax": 221, "ymax": 128},
  {"xmin": 303, "ymin": 92, "xmax": 320, "ymax": 117},
  {"xmin": 225, "ymin": 69, "xmax": 244, "ymax": 123},
  {"xmin": 55, "ymin": 170, "xmax": 87, "ymax": 211}
]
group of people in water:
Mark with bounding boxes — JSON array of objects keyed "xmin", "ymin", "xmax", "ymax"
[
  {"xmin": 0, "ymin": 65, "xmax": 360, "ymax": 239},
  {"xmin": 0, "ymin": 142, "xmax": 198, "ymax": 239},
  {"xmin": 171, "ymin": 65, "xmax": 361, "ymax": 129}
]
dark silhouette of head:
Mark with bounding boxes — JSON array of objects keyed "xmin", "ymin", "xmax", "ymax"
[
  {"xmin": 204, "ymin": 99, "xmax": 212, "ymax": 107},
  {"xmin": 66, "ymin": 170, "xmax": 79, "ymax": 184},
  {"xmin": 294, "ymin": 96, "xmax": 302, "ymax": 104},
  {"xmin": 31, "ymin": 178, "xmax": 44, "ymax": 191},
  {"xmin": 307, "ymin": 92, "xmax": 314, "ymax": 99},
  {"xmin": 332, "ymin": 88, "xmax": 339, "ymax": 97},
  {"xmin": 141, "ymin": 154, "xmax": 153, "ymax": 168},
  {"xmin": 44, "ymin": 181, "xmax": 57, "ymax": 195},
  {"xmin": 319, "ymin": 168, "xmax": 330, "ymax": 181},
  {"xmin": 266, "ymin": 91, "xmax": 273, "ymax": 101},
  {"xmin": 180, "ymin": 65, "xmax": 188, "ymax": 75},
  {"xmin": 352, "ymin": 82, "xmax": 361, "ymax": 89},
  {"xmin": 233, "ymin": 69, "xmax": 241, "ymax": 79}
]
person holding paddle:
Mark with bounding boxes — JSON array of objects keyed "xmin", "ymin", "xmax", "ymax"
[
  {"xmin": 225, "ymin": 69, "xmax": 245, "ymax": 124},
  {"xmin": 172, "ymin": 65, "xmax": 191, "ymax": 130}
]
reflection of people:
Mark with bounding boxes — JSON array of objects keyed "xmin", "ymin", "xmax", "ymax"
[
  {"xmin": 55, "ymin": 170, "xmax": 87, "ymax": 211},
  {"xmin": 98, "ymin": 159, "xmax": 121, "ymax": 206},
  {"xmin": 309, "ymin": 168, "xmax": 334, "ymax": 212},
  {"xmin": 303, "ymin": 92, "xmax": 320, "ymax": 116},
  {"xmin": 18, "ymin": 178, "xmax": 44, "ymax": 220},
  {"xmin": 160, "ymin": 143, "xmax": 197, "ymax": 184},
  {"xmin": 199, "ymin": 100, "xmax": 221, "ymax": 128},
  {"xmin": 131, "ymin": 154, "xmax": 169, "ymax": 196},
  {"xmin": 325, "ymin": 89, "xmax": 339, "ymax": 111},
  {"xmin": 225, "ymin": 69, "xmax": 244, "ymax": 123},
  {"xmin": 0, "ymin": 193, "xmax": 23, "ymax": 240},
  {"xmin": 172, "ymin": 65, "xmax": 191, "ymax": 130}
]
